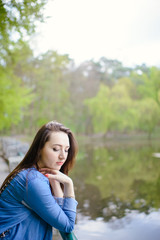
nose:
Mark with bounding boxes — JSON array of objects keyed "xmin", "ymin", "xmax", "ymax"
[{"xmin": 59, "ymin": 150, "xmax": 65, "ymax": 160}]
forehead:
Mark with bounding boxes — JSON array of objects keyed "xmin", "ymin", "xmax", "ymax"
[{"xmin": 48, "ymin": 131, "xmax": 70, "ymax": 146}]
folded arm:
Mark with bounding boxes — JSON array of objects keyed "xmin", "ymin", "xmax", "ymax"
[{"xmin": 23, "ymin": 177, "xmax": 78, "ymax": 233}]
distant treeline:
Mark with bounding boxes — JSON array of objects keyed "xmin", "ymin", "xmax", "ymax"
[
  {"xmin": 1, "ymin": 42, "xmax": 160, "ymax": 138},
  {"xmin": 0, "ymin": 0, "xmax": 160, "ymax": 138}
]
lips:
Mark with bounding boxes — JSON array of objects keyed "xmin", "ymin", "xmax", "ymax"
[{"xmin": 56, "ymin": 162, "xmax": 64, "ymax": 166}]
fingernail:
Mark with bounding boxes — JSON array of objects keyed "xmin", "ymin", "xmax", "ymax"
[{"xmin": 45, "ymin": 174, "xmax": 48, "ymax": 177}]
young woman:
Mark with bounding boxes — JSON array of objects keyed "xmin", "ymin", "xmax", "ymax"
[{"xmin": 0, "ymin": 121, "xmax": 78, "ymax": 240}]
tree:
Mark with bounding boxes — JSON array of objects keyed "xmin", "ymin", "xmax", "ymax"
[
  {"xmin": 18, "ymin": 50, "xmax": 75, "ymax": 133},
  {"xmin": 85, "ymin": 79, "xmax": 139, "ymax": 135},
  {"xmin": 84, "ymin": 84, "xmax": 113, "ymax": 134},
  {"xmin": 98, "ymin": 57, "xmax": 132, "ymax": 86},
  {"xmin": 0, "ymin": 0, "xmax": 47, "ymax": 62},
  {"xmin": 0, "ymin": 0, "xmax": 48, "ymax": 132},
  {"xmin": 137, "ymin": 67, "xmax": 160, "ymax": 105},
  {"xmin": 0, "ymin": 65, "xmax": 33, "ymax": 130},
  {"xmin": 136, "ymin": 98, "xmax": 160, "ymax": 139},
  {"xmin": 109, "ymin": 82, "xmax": 138, "ymax": 132},
  {"xmin": 67, "ymin": 60, "xmax": 101, "ymax": 134}
]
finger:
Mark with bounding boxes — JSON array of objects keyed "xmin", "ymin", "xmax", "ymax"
[
  {"xmin": 40, "ymin": 171, "xmax": 47, "ymax": 176},
  {"xmin": 39, "ymin": 168, "xmax": 52, "ymax": 172},
  {"xmin": 39, "ymin": 168, "xmax": 59, "ymax": 174},
  {"xmin": 46, "ymin": 174, "xmax": 60, "ymax": 181}
]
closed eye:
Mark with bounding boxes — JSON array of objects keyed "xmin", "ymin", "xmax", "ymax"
[
  {"xmin": 65, "ymin": 147, "xmax": 70, "ymax": 153},
  {"xmin": 53, "ymin": 148, "xmax": 59, "ymax": 152}
]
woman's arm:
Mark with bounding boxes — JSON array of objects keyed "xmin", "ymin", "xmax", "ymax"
[
  {"xmin": 23, "ymin": 173, "xmax": 77, "ymax": 233},
  {"xmin": 50, "ymin": 180, "xmax": 64, "ymax": 198}
]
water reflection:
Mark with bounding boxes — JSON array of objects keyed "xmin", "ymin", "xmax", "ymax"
[
  {"xmin": 74, "ymin": 211, "xmax": 160, "ymax": 240},
  {"xmin": 71, "ymin": 141, "xmax": 160, "ymax": 239}
]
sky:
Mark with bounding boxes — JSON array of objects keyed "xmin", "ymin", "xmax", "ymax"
[{"xmin": 32, "ymin": 0, "xmax": 160, "ymax": 67}]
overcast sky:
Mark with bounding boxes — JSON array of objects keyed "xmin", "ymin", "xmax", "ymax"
[{"xmin": 33, "ymin": 0, "xmax": 160, "ymax": 67}]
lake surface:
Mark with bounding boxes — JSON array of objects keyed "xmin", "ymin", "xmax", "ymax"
[
  {"xmin": 1, "ymin": 138, "xmax": 160, "ymax": 240},
  {"xmin": 66, "ymin": 140, "xmax": 160, "ymax": 240}
]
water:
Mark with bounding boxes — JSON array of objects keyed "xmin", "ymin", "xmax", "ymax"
[
  {"xmin": 1, "ymin": 139, "xmax": 160, "ymax": 240},
  {"xmin": 70, "ymin": 140, "xmax": 160, "ymax": 240}
]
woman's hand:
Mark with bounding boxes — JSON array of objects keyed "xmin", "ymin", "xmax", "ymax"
[
  {"xmin": 39, "ymin": 168, "xmax": 75, "ymax": 199},
  {"xmin": 39, "ymin": 168, "xmax": 72, "ymax": 184}
]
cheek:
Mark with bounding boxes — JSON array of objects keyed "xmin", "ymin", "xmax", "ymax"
[
  {"xmin": 48, "ymin": 150, "xmax": 57, "ymax": 159},
  {"xmin": 43, "ymin": 149, "xmax": 56, "ymax": 160}
]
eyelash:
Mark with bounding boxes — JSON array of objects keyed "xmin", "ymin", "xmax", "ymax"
[
  {"xmin": 53, "ymin": 148, "xmax": 69, "ymax": 153},
  {"xmin": 53, "ymin": 148, "xmax": 59, "ymax": 152}
]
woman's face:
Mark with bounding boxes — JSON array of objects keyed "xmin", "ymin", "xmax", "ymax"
[{"xmin": 39, "ymin": 131, "xmax": 70, "ymax": 170}]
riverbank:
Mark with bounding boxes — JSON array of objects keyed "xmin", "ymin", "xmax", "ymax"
[
  {"xmin": 0, "ymin": 137, "xmax": 30, "ymax": 187},
  {"xmin": 1, "ymin": 130, "xmax": 160, "ymax": 149},
  {"xmin": 0, "ymin": 156, "xmax": 9, "ymax": 186},
  {"xmin": 77, "ymin": 130, "xmax": 160, "ymax": 148}
]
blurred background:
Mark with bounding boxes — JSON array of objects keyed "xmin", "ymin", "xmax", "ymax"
[{"xmin": 0, "ymin": 0, "xmax": 160, "ymax": 239}]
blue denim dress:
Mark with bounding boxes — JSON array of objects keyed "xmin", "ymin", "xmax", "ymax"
[{"xmin": 0, "ymin": 168, "xmax": 78, "ymax": 240}]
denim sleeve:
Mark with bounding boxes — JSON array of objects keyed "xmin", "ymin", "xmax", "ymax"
[
  {"xmin": 54, "ymin": 197, "xmax": 64, "ymax": 208},
  {"xmin": 23, "ymin": 177, "xmax": 78, "ymax": 233}
]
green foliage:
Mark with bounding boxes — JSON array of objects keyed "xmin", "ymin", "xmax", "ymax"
[
  {"xmin": 109, "ymin": 83, "xmax": 137, "ymax": 131},
  {"xmin": 1, "ymin": 0, "xmax": 159, "ymax": 136},
  {"xmin": 136, "ymin": 98, "xmax": 160, "ymax": 137},
  {"xmin": 15, "ymin": 50, "xmax": 75, "ymax": 133},
  {"xmin": 84, "ymin": 71, "xmax": 160, "ymax": 137},
  {"xmin": 85, "ymin": 80, "xmax": 138, "ymax": 133},
  {"xmin": 98, "ymin": 57, "xmax": 132, "ymax": 85},
  {"xmin": 0, "ymin": 66, "xmax": 33, "ymax": 130},
  {"xmin": 84, "ymin": 84, "xmax": 113, "ymax": 134},
  {"xmin": 0, "ymin": 41, "xmax": 75, "ymax": 133},
  {"xmin": 0, "ymin": 0, "xmax": 48, "ymax": 132},
  {"xmin": 137, "ymin": 67, "xmax": 160, "ymax": 104},
  {"xmin": 0, "ymin": 0, "xmax": 47, "ymax": 59},
  {"xmin": 0, "ymin": 12, "xmax": 160, "ymax": 138}
]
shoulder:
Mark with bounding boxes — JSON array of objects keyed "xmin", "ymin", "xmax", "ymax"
[{"xmin": 17, "ymin": 168, "xmax": 48, "ymax": 184}]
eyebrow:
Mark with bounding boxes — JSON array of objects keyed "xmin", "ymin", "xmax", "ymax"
[{"xmin": 52, "ymin": 144, "xmax": 70, "ymax": 148}]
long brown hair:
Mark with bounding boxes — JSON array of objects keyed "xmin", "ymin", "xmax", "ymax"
[{"xmin": 0, "ymin": 121, "xmax": 78, "ymax": 191}]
